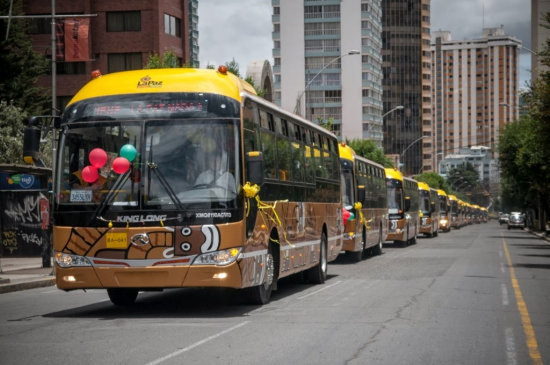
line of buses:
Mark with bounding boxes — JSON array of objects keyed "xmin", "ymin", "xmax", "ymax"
[{"xmin": 23, "ymin": 67, "xmax": 487, "ymax": 306}]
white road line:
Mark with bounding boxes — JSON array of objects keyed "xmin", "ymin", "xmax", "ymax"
[
  {"xmin": 298, "ymin": 280, "xmax": 342, "ymax": 300},
  {"xmin": 501, "ymin": 283, "xmax": 509, "ymax": 306},
  {"xmin": 505, "ymin": 327, "xmax": 517, "ymax": 365},
  {"xmin": 145, "ymin": 321, "xmax": 249, "ymax": 365},
  {"xmin": 501, "ymin": 262, "xmax": 506, "ymax": 274}
]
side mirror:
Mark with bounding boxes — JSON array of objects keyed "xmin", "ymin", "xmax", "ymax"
[
  {"xmin": 23, "ymin": 125, "xmax": 41, "ymax": 165},
  {"xmin": 404, "ymin": 196, "xmax": 411, "ymax": 212},
  {"xmin": 246, "ymin": 151, "xmax": 264, "ymax": 186},
  {"xmin": 357, "ymin": 185, "xmax": 365, "ymax": 204}
]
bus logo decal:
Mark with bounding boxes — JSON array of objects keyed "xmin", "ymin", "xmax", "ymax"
[
  {"xmin": 137, "ymin": 75, "xmax": 163, "ymax": 88},
  {"xmin": 201, "ymin": 224, "xmax": 220, "ymax": 253},
  {"xmin": 130, "ymin": 233, "xmax": 150, "ymax": 247}
]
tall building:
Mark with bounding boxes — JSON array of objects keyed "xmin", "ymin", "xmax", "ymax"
[
  {"xmin": 381, "ymin": 0, "xmax": 432, "ymax": 176},
  {"xmin": 532, "ymin": 0, "xmax": 550, "ymax": 80},
  {"xmin": 431, "ymin": 27, "xmax": 521, "ymax": 170},
  {"xmin": 272, "ymin": 0, "xmax": 384, "ymax": 144},
  {"xmin": 23, "ymin": 0, "xmax": 198, "ymax": 110}
]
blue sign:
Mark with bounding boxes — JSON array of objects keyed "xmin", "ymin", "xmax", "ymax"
[{"xmin": 0, "ymin": 173, "xmax": 41, "ymax": 190}]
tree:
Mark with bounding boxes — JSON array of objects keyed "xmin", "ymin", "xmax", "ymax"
[
  {"xmin": 144, "ymin": 50, "xmax": 181, "ymax": 68},
  {"xmin": 414, "ymin": 172, "xmax": 450, "ymax": 192},
  {"xmin": 225, "ymin": 58, "xmax": 241, "ymax": 77},
  {"xmin": 346, "ymin": 139, "xmax": 395, "ymax": 168},
  {"xmin": 0, "ymin": 0, "xmax": 50, "ymax": 116},
  {"xmin": 0, "ymin": 101, "xmax": 26, "ymax": 164}
]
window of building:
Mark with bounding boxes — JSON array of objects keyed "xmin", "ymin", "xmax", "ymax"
[
  {"xmin": 106, "ymin": 11, "xmax": 141, "ymax": 32},
  {"xmin": 57, "ymin": 62, "xmax": 86, "ymax": 75},
  {"xmin": 164, "ymin": 14, "xmax": 181, "ymax": 37},
  {"xmin": 108, "ymin": 53, "xmax": 142, "ymax": 73}
]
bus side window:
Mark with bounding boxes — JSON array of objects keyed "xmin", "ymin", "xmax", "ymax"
[
  {"xmin": 243, "ymin": 101, "xmax": 259, "ymax": 153},
  {"xmin": 261, "ymin": 129, "xmax": 277, "ymax": 179}
]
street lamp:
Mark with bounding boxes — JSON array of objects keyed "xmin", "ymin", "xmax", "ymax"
[
  {"xmin": 382, "ymin": 105, "xmax": 404, "ymax": 119},
  {"xmin": 400, "ymin": 135, "xmax": 428, "ymax": 160},
  {"xmin": 293, "ymin": 49, "xmax": 360, "ymax": 116}
]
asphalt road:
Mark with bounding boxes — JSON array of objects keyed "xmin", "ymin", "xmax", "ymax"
[{"xmin": 0, "ymin": 222, "xmax": 548, "ymax": 365}]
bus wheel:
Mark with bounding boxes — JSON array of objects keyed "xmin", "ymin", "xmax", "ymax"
[
  {"xmin": 107, "ymin": 288, "xmax": 138, "ymax": 306},
  {"xmin": 306, "ymin": 232, "xmax": 327, "ymax": 284},
  {"xmin": 246, "ymin": 247, "xmax": 275, "ymax": 305},
  {"xmin": 372, "ymin": 226, "xmax": 383, "ymax": 256}
]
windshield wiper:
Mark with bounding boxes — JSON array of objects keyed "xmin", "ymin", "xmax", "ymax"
[{"xmin": 89, "ymin": 169, "xmax": 131, "ymax": 225}]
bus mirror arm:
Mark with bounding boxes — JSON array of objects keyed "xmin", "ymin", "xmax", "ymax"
[
  {"xmin": 246, "ymin": 151, "xmax": 264, "ymax": 186},
  {"xmin": 22, "ymin": 115, "xmax": 60, "ymax": 166},
  {"xmin": 357, "ymin": 185, "xmax": 366, "ymax": 204}
]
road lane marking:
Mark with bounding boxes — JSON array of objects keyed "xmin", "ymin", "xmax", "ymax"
[
  {"xmin": 298, "ymin": 280, "xmax": 342, "ymax": 300},
  {"xmin": 505, "ymin": 327, "xmax": 517, "ymax": 365},
  {"xmin": 501, "ymin": 283, "xmax": 509, "ymax": 306},
  {"xmin": 146, "ymin": 321, "xmax": 249, "ymax": 365},
  {"xmin": 502, "ymin": 237, "xmax": 543, "ymax": 365}
]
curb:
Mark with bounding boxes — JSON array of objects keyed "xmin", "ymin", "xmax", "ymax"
[{"xmin": 0, "ymin": 277, "xmax": 56, "ymax": 294}]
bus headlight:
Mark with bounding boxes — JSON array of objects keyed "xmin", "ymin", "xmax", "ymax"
[
  {"xmin": 55, "ymin": 252, "xmax": 92, "ymax": 268},
  {"xmin": 192, "ymin": 247, "xmax": 242, "ymax": 266},
  {"xmin": 440, "ymin": 219, "xmax": 448, "ymax": 226}
]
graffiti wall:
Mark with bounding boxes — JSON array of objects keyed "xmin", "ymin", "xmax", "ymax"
[{"xmin": 0, "ymin": 168, "xmax": 51, "ymax": 257}]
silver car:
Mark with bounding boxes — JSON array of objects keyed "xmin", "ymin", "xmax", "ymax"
[{"xmin": 507, "ymin": 212, "xmax": 525, "ymax": 229}]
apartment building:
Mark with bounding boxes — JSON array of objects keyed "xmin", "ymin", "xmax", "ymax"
[
  {"xmin": 431, "ymin": 27, "xmax": 520, "ymax": 168},
  {"xmin": 24, "ymin": 0, "xmax": 198, "ymax": 109},
  {"xmin": 381, "ymin": 0, "xmax": 432, "ymax": 175},
  {"xmin": 272, "ymin": 0, "xmax": 384, "ymax": 144}
]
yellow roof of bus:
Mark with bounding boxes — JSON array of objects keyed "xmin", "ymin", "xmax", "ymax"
[
  {"xmin": 384, "ymin": 168, "xmax": 403, "ymax": 181},
  {"xmin": 437, "ymin": 189, "xmax": 447, "ymax": 197},
  {"xmin": 338, "ymin": 143, "xmax": 355, "ymax": 162},
  {"xmin": 448, "ymin": 194, "xmax": 457, "ymax": 201},
  {"xmin": 67, "ymin": 68, "xmax": 257, "ymax": 106},
  {"xmin": 417, "ymin": 181, "xmax": 430, "ymax": 191}
]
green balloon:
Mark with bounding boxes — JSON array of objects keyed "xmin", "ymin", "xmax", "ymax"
[{"xmin": 120, "ymin": 144, "xmax": 137, "ymax": 162}]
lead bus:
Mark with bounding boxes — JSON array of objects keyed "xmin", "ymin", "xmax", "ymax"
[
  {"xmin": 24, "ymin": 67, "xmax": 343, "ymax": 305},
  {"xmin": 339, "ymin": 143, "xmax": 387, "ymax": 261},
  {"xmin": 384, "ymin": 168, "xmax": 419, "ymax": 246}
]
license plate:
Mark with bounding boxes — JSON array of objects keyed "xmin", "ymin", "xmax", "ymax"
[{"xmin": 106, "ymin": 232, "xmax": 128, "ymax": 249}]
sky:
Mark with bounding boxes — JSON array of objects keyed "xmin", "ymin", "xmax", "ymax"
[{"xmin": 198, "ymin": 0, "xmax": 532, "ymax": 87}]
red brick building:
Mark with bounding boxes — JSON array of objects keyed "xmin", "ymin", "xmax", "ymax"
[{"xmin": 24, "ymin": 0, "xmax": 198, "ymax": 109}]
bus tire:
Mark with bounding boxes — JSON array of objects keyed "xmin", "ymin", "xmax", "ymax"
[
  {"xmin": 372, "ymin": 226, "xmax": 383, "ymax": 256},
  {"xmin": 245, "ymin": 245, "xmax": 275, "ymax": 305},
  {"xmin": 306, "ymin": 232, "xmax": 327, "ymax": 284},
  {"xmin": 107, "ymin": 288, "xmax": 138, "ymax": 306}
]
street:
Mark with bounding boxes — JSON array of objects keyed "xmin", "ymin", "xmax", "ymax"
[{"xmin": 0, "ymin": 222, "xmax": 548, "ymax": 365}]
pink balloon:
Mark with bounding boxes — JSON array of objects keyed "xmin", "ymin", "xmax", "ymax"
[
  {"xmin": 89, "ymin": 148, "xmax": 108, "ymax": 169},
  {"xmin": 82, "ymin": 165, "xmax": 99, "ymax": 183},
  {"xmin": 112, "ymin": 157, "xmax": 130, "ymax": 174}
]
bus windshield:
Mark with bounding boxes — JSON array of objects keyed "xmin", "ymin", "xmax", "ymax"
[
  {"xmin": 419, "ymin": 190, "xmax": 431, "ymax": 214},
  {"xmin": 57, "ymin": 118, "xmax": 241, "ymax": 214},
  {"xmin": 386, "ymin": 179, "xmax": 403, "ymax": 213},
  {"xmin": 341, "ymin": 167, "xmax": 354, "ymax": 210}
]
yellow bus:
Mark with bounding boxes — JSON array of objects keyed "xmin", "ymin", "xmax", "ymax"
[
  {"xmin": 448, "ymin": 194, "xmax": 461, "ymax": 229},
  {"xmin": 418, "ymin": 182, "xmax": 438, "ymax": 237},
  {"xmin": 339, "ymin": 143, "xmax": 388, "ymax": 261},
  {"xmin": 437, "ymin": 189, "xmax": 451, "ymax": 232},
  {"xmin": 385, "ymin": 168, "xmax": 419, "ymax": 245},
  {"xmin": 25, "ymin": 67, "xmax": 343, "ymax": 305}
]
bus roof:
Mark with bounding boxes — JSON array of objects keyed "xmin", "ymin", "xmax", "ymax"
[
  {"xmin": 67, "ymin": 68, "xmax": 257, "ymax": 106},
  {"xmin": 417, "ymin": 181, "xmax": 430, "ymax": 191},
  {"xmin": 384, "ymin": 168, "xmax": 403, "ymax": 181},
  {"xmin": 338, "ymin": 143, "xmax": 355, "ymax": 162},
  {"xmin": 437, "ymin": 189, "xmax": 447, "ymax": 197},
  {"xmin": 448, "ymin": 194, "xmax": 457, "ymax": 201}
]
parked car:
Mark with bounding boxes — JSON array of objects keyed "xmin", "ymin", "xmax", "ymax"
[
  {"xmin": 499, "ymin": 213, "xmax": 509, "ymax": 225},
  {"xmin": 507, "ymin": 212, "xmax": 525, "ymax": 229}
]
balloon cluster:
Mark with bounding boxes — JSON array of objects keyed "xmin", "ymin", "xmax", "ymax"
[
  {"xmin": 81, "ymin": 144, "xmax": 137, "ymax": 183},
  {"xmin": 342, "ymin": 207, "xmax": 355, "ymax": 226}
]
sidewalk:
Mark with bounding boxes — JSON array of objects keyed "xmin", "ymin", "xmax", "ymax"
[{"xmin": 0, "ymin": 257, "xmax": 55, "ymax": 294}]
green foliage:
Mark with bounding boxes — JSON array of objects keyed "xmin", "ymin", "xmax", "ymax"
[
  {"xmin": 224, "ymin": 58, "xmax": 240, "ymax": 77},
  {"xmin": 346, "ymin": 138, "xmax": 395, "ymax": 168},
  {"xmin": 498, "ymin": 12, "xmax": 550, "ymax": 216},
  {"xmin": 0, "ymin": 0, "xmax": 50, "ymax": 115},
  {"xmin": 0, "ymin": 101, "xmax": 26, "ymax": 164},
  {"xmin": 144, "ymin": 51, "xmax": 180, "ymax": 68},
  {"xmin": 413, "ymin": 172, "xmax": 450, "ymax": 192},
  {"xmin": 244, "ymin": 76, "xmax": 265, "ymax": 97}
]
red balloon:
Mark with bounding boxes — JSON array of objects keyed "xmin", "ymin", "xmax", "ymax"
[
  {"xmin": 342, "ymin": 208, "xmax": 351, "ymax": 226},
  {"xmin": 82, "ymin": 165, "xmax": 99, "ymax": 183},
  {"xmin": 112, "ymin": 157, "xmax": 130, "ymax": 174},
  {"xmin": 89, "ymin": 148, "xmax": 108, "ymax": 169}
]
